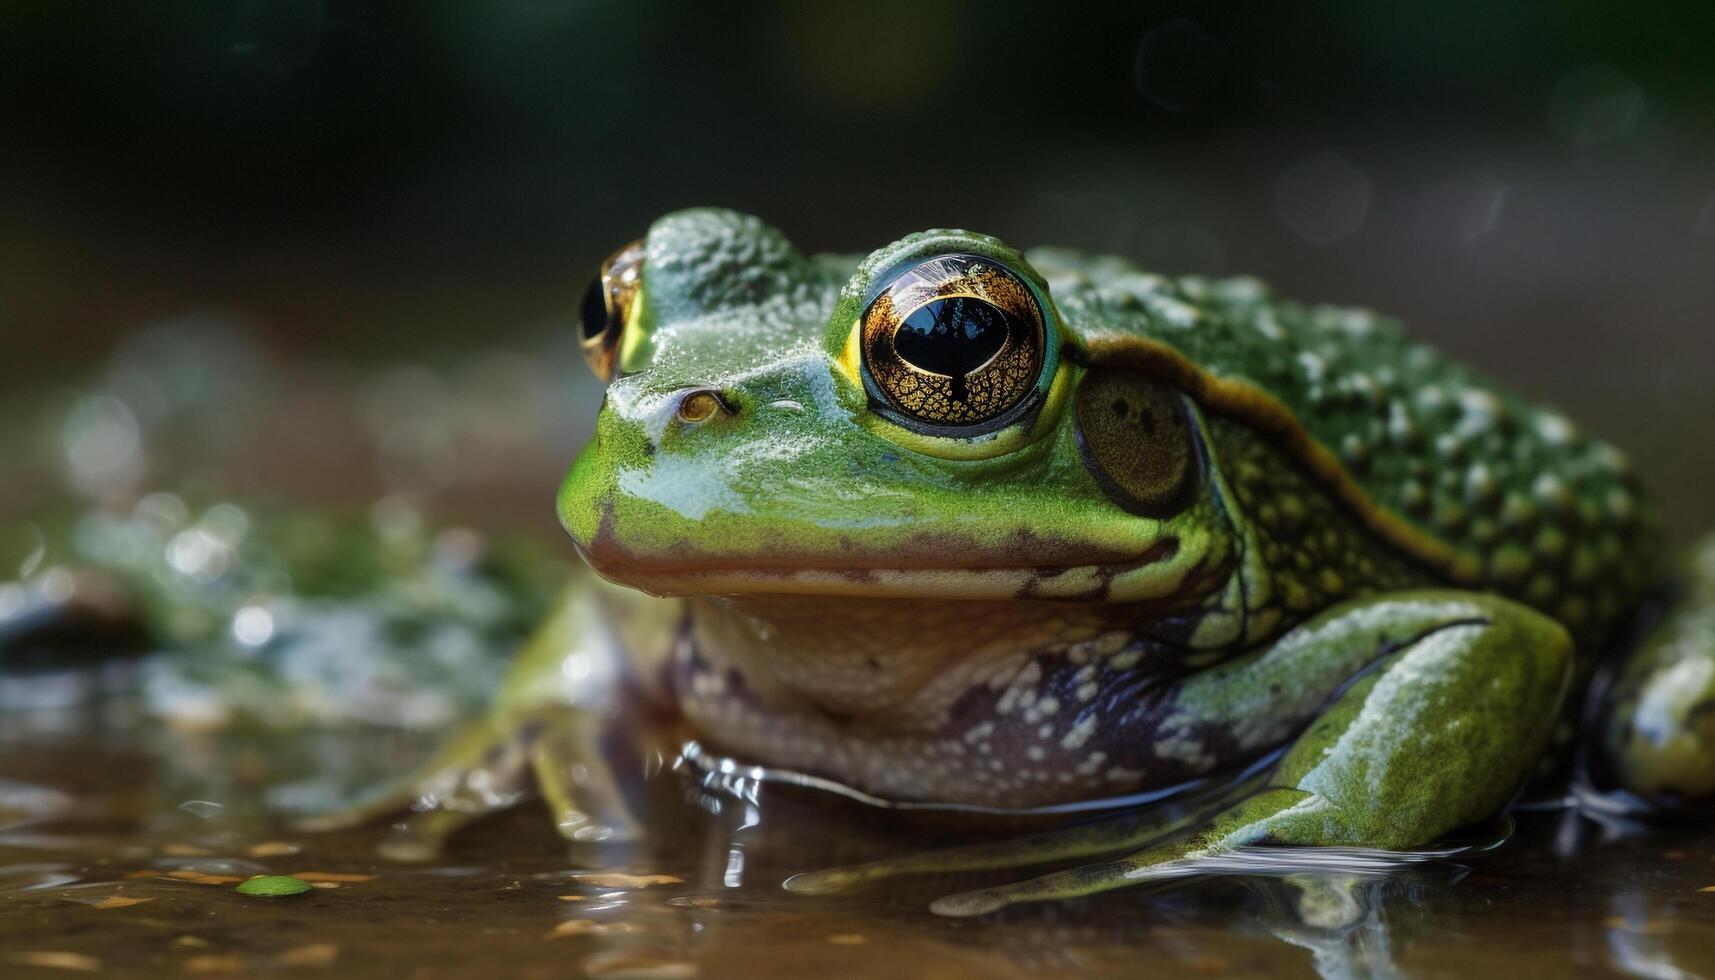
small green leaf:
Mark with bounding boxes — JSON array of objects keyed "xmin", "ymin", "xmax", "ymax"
[{"xmin": 236, "ymin": 875, "xmax": 313, "ymax": 897}]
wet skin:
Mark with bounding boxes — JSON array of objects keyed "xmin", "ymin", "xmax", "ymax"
[{"xmin": 39, "ymin": 209, "xmax": 1715, "ymax": 915}]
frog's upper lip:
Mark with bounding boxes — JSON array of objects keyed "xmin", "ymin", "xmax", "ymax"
[{"xmin": 575, "ymin": 533, "xmax": 1193, "ymax": 601}]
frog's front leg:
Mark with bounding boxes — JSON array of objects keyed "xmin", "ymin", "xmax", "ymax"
[
  {"xmin": 299, "ymin": 573, "xmax": 681, "ymax": 859},
  {"xmin": 928, "ymin": 590, "xmax": 1572, "ymax": 916}
]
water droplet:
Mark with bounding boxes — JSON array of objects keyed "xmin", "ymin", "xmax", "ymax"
[{"xmin": 177, "ymin": 800, "xmax": 225, "ymax": 819}]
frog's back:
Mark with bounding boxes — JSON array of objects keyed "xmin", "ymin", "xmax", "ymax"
[{"xmin": 1027, "ymin": 247, "xmax": 1658, "ymax": 635}]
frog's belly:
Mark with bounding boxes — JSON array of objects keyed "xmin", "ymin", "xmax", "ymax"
[{"xmin": 668, "ymin": 598, "xmax": 1258, "ymax": 808}]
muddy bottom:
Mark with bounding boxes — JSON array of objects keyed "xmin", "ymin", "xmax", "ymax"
[{"xmin": 1, "ymin": 690, "xmax": 1713, "ymax": 980}]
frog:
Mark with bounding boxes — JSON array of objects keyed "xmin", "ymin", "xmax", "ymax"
[{"xmin": 13, "ymin": 208, "xmax": 1715, "ymax": 916}]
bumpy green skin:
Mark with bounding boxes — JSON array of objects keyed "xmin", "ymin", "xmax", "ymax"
[{"xmin": 1035, "ymin": 257, "xmax": 1659, "ymax": 634}]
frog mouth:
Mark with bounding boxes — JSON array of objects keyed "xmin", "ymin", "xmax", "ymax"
[{"xmin": 575, "ymin": 532, "xmax": 1206, "ymax": 602}]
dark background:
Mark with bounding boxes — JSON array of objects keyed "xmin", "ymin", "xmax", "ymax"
[{"xmin": 4, "ymin": 1, "xmax": 1714, "ymax": 535}]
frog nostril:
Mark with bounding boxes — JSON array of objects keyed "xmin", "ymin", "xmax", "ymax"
[{"xmin": 676, "ymin": 389, "xmax": 732, "ymax": 424}]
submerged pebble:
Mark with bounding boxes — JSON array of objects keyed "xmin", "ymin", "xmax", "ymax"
[
  {"xmin": 16, "ymin": 950, "xmax": 102, "ymax": 972},
  {"xmin": 569, "ymin": 872, "xmax": 683, "ymax": 889},
  {"xmin": 580, "ymin": 947, "xmax": 699, "ymax": 979}
]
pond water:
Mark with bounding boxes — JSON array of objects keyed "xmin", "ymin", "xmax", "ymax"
[{"xmin": 2, "ymin": 685, "xmax": 1713, "ymax": 979}]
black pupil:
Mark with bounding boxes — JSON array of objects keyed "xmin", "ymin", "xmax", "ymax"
[
  {"xmin": 580, "ymin": 277, "xmax": 609, "ymax": 341},
  {"xmin": 894, "ymin": 297, "xmax": 1012, "ymax": 381}
]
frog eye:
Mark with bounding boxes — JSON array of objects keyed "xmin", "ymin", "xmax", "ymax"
[
  {"xmin": 579, "ymin": 240, "xmax": 644, "ymax": 382},
  {"xmin": 1075, "ymin": 368, "xmax": 1201, "ymax": 517},
  {"xmin": 860, "ymin": 254, "xmax": 1046, "ymax": 431}
]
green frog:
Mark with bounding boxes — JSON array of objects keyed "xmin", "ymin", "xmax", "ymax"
[{"xmin": 15, "ymin": 209, "xmax": 1715, "ymax": 915}]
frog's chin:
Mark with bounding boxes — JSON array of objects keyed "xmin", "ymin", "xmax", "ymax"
[{"xmin": 574, "ymin": 535, "xmax": 1206, "ymax": 603}]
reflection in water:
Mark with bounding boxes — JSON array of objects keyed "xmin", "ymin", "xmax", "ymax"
[
  {"xmin": 1, "ymin": 685, "xmax": 1713, "ymax": 978},
  {"xmin": 1606, "ymin": 889, "xmax": 1715, "ymax": 980},
  {"xmin": 1267, "ymin": 876, "xmax": 1399, "ymax": 980}
]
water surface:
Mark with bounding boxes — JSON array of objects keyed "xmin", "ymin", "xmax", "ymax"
[{"xmin": 2, "ymin": 691, "xmax": 1713, "ymax": 979}]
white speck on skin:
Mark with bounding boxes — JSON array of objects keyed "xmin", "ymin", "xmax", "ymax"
[
  {"xmin": 1060, "ymin": 715, "xmax": 1099, "ymax": 751},
  {"xmin": 962, "ymin": 722, "xmax": 995, "ymax": 745},
  {"xmin": 1253, "ymin": 310, "xmax": 1287, "ymax": 341}
]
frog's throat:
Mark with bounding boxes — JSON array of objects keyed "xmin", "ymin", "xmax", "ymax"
[
  {"xmin": 669, "ymin": 592, "xmax": 1210, "ymax": 808},
  {"xmin": 1085, "ymin": 337, "xmax": 1483, "ymax": 584}
]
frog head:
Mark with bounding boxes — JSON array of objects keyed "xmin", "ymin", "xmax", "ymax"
[{"xmin": 559, "ymin": 208, "xmax": 1236, "ymax": 617}]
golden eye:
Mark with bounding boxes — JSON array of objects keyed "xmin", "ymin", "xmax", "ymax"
[
  {"xmin": 676, "ymin": 389, "xmax": 725, "ymax": 424},
  {"xmin": 1075, "ymin": 368, "xmax": 1201, "ymax": 517},
  {"xmin": 579, "ymin": 240, "xmax": 644, "ymax": 382},
  {"xmin": 860, "ymin": 254, "xmax": 1046, "ymax": 430}
]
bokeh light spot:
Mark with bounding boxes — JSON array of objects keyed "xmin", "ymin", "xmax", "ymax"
[
  {"xmin": 233, "ymin": 605, "xmax": 276, "ymax": 648},
  {"xmin": 61, "ymin": 394, "xmax": 142, "ymax": 496},
  {"xmin": 1416, "ymin": 173, "xmax": 1509, "ymax": 244},
  {"xmin": 1550, "ymin": 64, "xmax": 1643, "ymax": 145},
  {"xmin": 781, "ymin": 0, "xmax": 959, "ymax": 112},
  {"xmin": 1274, "ymin": 151, "xmax": 1371, "ymax": 245},
  {"xmin": 1132, "ymin": 17, "xmax": 1225, "ymax": 113}
]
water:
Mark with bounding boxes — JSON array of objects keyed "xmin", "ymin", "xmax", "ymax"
[{"xmin": 1, "ymin": 687, "xmax": 1713, "ymax": 980}]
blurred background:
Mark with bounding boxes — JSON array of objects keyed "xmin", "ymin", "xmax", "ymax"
[
  {"xmin": 4, "ymin": 0, "xmax": 1714, "ymax": 538},
  {"xmin": 3, "ymin": 10, "xmax": 1715, "ymax": 971}
]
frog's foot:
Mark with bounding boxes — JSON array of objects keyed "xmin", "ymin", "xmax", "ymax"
[
  {"xmin": 295, "ymin": 581, "xmax": 656, "ymax": 857},
  {"xmin": 296, "ymin": 707, "xmax": 642, "ymax": 860},
  {"xmin": 921, "ymin": 591, "xmax": 1572, "ymax": 916},
  {"xmin": 784, "ymin": 768, "xmax": 1265, "ymax": 896},
  {"xmin": 1599, "ymin": 533, "xmax": 1715, "ymax": 803}
]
